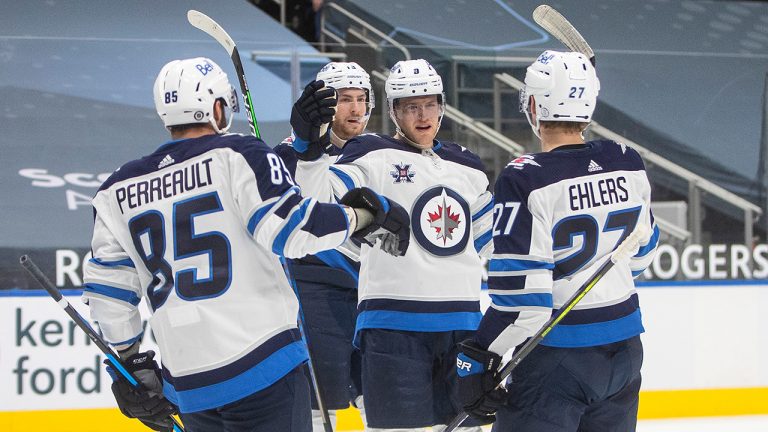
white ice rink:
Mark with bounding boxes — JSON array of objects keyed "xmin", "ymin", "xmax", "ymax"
[
  {"xmin": 636, "ymin": 415, "xmax": 768, "ymax": 432},
  {"xmin": 417, "ymin": 416, "xmax": 768, "ymax": 432}
]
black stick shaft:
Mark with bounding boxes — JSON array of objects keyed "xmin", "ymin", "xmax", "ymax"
[{"xmin": 19, "ymin": 255, "xmax": 185, "ymax": 432}]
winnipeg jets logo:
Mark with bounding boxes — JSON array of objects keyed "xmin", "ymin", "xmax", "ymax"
[
  {"xmin": 427, "ymin": 192, "xmax": 461, "ymax": 245},
  {"xmin": 509, "ymin": 155, "xmax": 541, "ymax": 170},
  {"xmin": 390, "ymin": 163, "xmax": 415, "ymax": 183},
  {"xmin": 411, "ymin": 186, "xmax": 470, "ymax": 256}
]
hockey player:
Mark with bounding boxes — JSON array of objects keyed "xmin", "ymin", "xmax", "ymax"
[
  {"xmin": 290, "ymin": 59, "xmax": 494, "ymax": 431},
  {"xmin": 81, "ymin": 57, "xmax": 410, "ymax": 432},
  {"xmin": 272, "ymin": 61, "xmax": 374, "ymax": 430},
  {"xmin": 455, "ymin": 50, "xmax": 659, "ymax": 431}
]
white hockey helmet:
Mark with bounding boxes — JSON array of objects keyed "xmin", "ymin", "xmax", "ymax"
[
  {"xmin": 520, "ymin": 50, "xmax": 600, "ymax": 137},
  {"xmin": 316, "ymin": 61, "xmax": 374, "ymax": 107},
  {"xmin": 385, "ymin": 59, "xmax": 445, "ymax": 140},
  {"xmin": 153, "ymin": 57, "xmax": 239, "ymax": 134}
]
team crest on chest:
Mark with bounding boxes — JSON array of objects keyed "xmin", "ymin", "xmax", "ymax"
[
  {"xmin": 411, "ymin": 186, "xmax": 470, "ymax": 256},
  {"xmin": 390, "ymin": 163, "xmax": 415, "ymax": 183}
]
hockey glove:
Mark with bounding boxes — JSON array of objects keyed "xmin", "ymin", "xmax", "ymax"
[
  {"xmin": 106, "ymin": 350, "xmax": 177, "ymax": 431},
  {"xmin": 456, "ymin": 340, "xmax": 507, "ymax": 422},
  {"xmin": 340, "ymin": 187, "xmax": 410, "ymax": 256},
  {"xmin": 291, "ymin": 79, "xmax": 336, "ymax": 161}
]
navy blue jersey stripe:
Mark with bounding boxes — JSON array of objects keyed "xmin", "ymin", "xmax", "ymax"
[
  {"xmin": 359, "ymin": 298, "xmax": 480, "ymax": 314},
  {"xmin": 300, "ymin": 202, "xmax": 348, "ymax": 238},
  {"xmin": 163, "ymin": 341, "xmax": 308, "ymax": 413},
  {"xmin": 161, "ymin": 329, "xmax": 302, "ymax": 390},
  {"xmin": 556, "ymin": 293, "xmax": 640, "ymax": 325},
  {"xmin": 487, "ymin": 274, "xmax": 527, "ymax": 291}
]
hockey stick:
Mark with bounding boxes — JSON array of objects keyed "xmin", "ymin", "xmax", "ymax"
[
  {"xmin": 187, "ymin": 10, "xmax": 262, "ymax": 139},
  {"xmin": 280, "ymin": 258, "xmax": 335, "ymax": 432},
  {"xmin": 19, "ymin": 255, "xmax": 185, "ymax": 432},
  {"xmin": 444, "ymin": 225, "xmax": 651, "ymax": 432},
  {"xmin": 533, "ymin": 4, "xmax": 595, "ymax": 66}
]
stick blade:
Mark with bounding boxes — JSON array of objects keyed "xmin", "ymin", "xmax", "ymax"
[
  {"xmin": 533, "ymin": 5, "xmax": 595, "ymax": 61},
  {"xmin": 187, "ymin": 10, "xmax": 236, "ymax": 56}
]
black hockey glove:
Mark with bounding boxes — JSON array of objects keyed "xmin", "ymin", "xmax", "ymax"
[
  {"xmin": 106, "ymin": 351, "xmax": 177, "ymax": 431},
  {"xmin": 291, "ymin": 79, "xmax": 336, "ymax": 161},
  {"xmin": 456, "ymin": 340, "xmax": 507, "ymax": 423},
  {"xmin": 340, "ymin": 187, "xmax": 410, "ymax": 256}
]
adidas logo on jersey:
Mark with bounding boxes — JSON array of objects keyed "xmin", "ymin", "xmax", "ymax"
[
  {"xmin": 158, "ymin": 154, "xmax": 175, "ymax": 169},
  {"xmin": 588, "ymin": 160, "xmax": 602, "ymax": 172}
]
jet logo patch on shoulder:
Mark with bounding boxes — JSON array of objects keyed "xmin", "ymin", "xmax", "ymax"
[
  {"xmin": 411, "ymin": 186, "xmax": 470, "ymax": 256},
  {"xmin": 509, "ymin": 155, "xmax": 541, "ymax": 170},
  {"xmin": 390, "ymin": 163, "xmax": 415, "ymax": 183}
]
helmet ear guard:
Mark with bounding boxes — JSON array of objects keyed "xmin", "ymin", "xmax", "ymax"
[
  {"xmin": 520, "ymin": 50, "xmax": 600, "ymax": 137},
  {"xmin": 153, "ymin": 57, "xmax": 239, "ymax": 134}
]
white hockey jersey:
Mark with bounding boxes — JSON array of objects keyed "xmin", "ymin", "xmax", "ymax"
[
  {"xmin": 295, "ymin": 134, "xmax": 494, "ymax": 340},
  {"xmin": 475, "ymin": 140, "xmax": 659, "ymax": 356},
  {"xmin": 82, "ymin": 133, "xmax": 354, "ymax": 412}
]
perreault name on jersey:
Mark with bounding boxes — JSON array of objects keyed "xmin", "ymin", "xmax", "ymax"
[{"xmin": 115, "ymin": 157, "xmax": 214, "ymax": 213}]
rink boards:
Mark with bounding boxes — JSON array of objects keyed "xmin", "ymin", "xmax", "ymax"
[{"xmin": 2, "ymin": 281, "xmax": 767, "ymax": 431}]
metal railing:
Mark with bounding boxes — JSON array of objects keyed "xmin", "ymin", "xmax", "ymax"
[
  {"xmin": 319, "ymin": 2, "xmax": 411, "ymax": 60},
  {"xmin": 251, "ymin": 50, "xmax": 346, "ymax": 103},
  {"xmin": 493, "ymin": 72, "xmax": 761, "ymax": 245}
]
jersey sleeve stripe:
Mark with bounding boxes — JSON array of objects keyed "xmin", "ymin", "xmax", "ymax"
[
  {"xmin": 489, "ymin": 258, "xmax": 555, "ymax": 272},
  {"xmin": 635, "ymin": 224, "xmax": 660, "ymax": 258},
  {"xmin": 83, "ymin": 283, "xmax": 141, "ymax": 306},
  {"xmin": 271, "ymin": 199, "xmax": 313, "ymax": 256},
  {"xmin": 300, "ymin": 203, "xmax": 349, "ymax": 238},
  {"xmin": 89, "ymin": 257, "xmax": 136, "ymax": 268},
  {"xmin": 490, "ymin": 292, "xmax": 553, "ymax": 308},
  {"xmin": 471, "ymin": 199, "xmax": 494, "ymax": 222},
  {"xmin": 247, "ymin": 186, "xmax": 299, "ymax": 235},
  {"xmin": 474, "ymin": 230, "xmax": 492, "ymax": 253},
  {"xmin": 329, "ymin": 166, "xmax": 356, "ymax": 192}
]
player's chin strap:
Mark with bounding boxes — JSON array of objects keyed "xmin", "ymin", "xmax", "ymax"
[
  {"xmin": 524, "ymin": 108, "xmax": 542, "ymax": 140},
  {"xmin": 329, "ymin": 128, "xmax": 347, "ymax": 148},
  {"xmin": 210, "ymin": 100, "xmax": 235, "ymax": 134}
]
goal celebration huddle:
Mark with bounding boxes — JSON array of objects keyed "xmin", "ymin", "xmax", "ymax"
[{"xmin": 65, "ymin": 6, "xmax": 658, "ymax": 432}]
